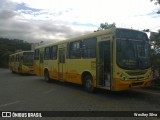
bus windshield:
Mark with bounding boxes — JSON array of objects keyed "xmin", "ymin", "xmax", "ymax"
[
  {"xmin": 116, "ymin": 29, "xmax": 150, "ymax": 70},
  {"xmin": 23, "ymin": 52, "xmax": 34, "ymax": 66}
]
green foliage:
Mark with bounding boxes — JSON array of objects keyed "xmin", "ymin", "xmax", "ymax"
[
  {"xmin": 94, "ymin": 22, "xmax": 116, "ymax": 32},
  {"xmin": 151, "ymin": 0, "xmax": 160, "ymax": 5},
  {"xmin": 0, "ymin": 38, "xmax": 31, "ymax": 68},
  {"xmin": 150, "ymin": 31, "xmax": 160, "ymax": 78},
  {"xmin": 151, "ymin": 54, "xmax": 160, "ymax": 66},
  {"xmin": 150, "ymin": 31, "xmax": 160, "ymax": 55},
  {"xmin": 151, "ymin": 0, "xmax": 160, "ymax": 14}
]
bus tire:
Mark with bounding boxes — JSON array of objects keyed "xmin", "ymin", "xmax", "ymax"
[
  {"xmin": 18, "ymin": 67, "xmax": 21, "ymax": 74},
  {"xmin": 44, "ymin": 70, "xmax": 51, "ymax": 83},
  {"xmin": 85, "ymin": 75, "xmax": 94, "ymax": 92},
  {"xmin": 11, "ymin": 68, "xmax": 15, "ymax": 73}
]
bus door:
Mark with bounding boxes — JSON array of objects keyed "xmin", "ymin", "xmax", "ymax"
[
  {"xmin": 16, "ymin": 55, "xmax": 20, "ymax": 72},
  {"xmin": 39, "ymin": 51, "xmax": 44, "ymax": 76},
  {"xmin": 58, "ymin": 48, "xmax": 65, "ymax": 80},
  {"xmin": 19, "ymin": 55, "xmax": 22, "ymax": 72},
  {"xmin": 97, "ymin": 40, "xmax": 111, "ymax": 89}
]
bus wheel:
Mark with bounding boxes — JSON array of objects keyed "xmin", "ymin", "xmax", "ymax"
[
  {"xmin": 11, "ymin": 68, "xmax": 15, "ymax": 73},
  {"xmin": 44, "ymin": 71, "xmax": 51, "ymax": 83},
  {"xmin": 85, "ymin": 75, "xmax": 94, "ymax": 92}
]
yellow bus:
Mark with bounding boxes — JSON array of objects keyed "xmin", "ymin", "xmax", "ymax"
[
  {"xmin": 34, "ymin": 27, "xmax": 152, "ymax": 91},
  {"xmin": 9, "ymin": 50, "xmax": 34, "ymax": 74}
]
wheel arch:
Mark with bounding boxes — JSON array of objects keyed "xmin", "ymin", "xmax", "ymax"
[
  {"xmin": 44, "ymin": 67, "xmax": 49, "ymax": 73},
  {"xmin": 81, "ymin": 71, "xmax": 93, "ymax": 86},
  {"xmin": 44, "ymin": 67, "xmax": 51, "ymax": 82},
  {"xmin": 44, "ymin": 67, "xmax": 49, "ymax": 76}
]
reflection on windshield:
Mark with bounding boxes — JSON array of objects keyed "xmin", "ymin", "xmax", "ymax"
[
  {"xmin": 117, "ymin": 39, "xmax": 150, "ymax": 70},
  {"xmin": 23, "ymin": 53, "xmax": 34, "ymax": 66}
]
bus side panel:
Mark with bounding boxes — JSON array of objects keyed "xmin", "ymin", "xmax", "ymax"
[
  {"xmin": 14, "ymin": 61, "xmax": 19, "ymax": 73},
  {"xmin": 36, "ymin": 48, "xmax": 44, "ymax": 76},
  {"xmin": 65, "ymin": 59, "xmax": 96, "ymax": 87},
  {"xmin": 34, "ymin": 60, "xmax": 40, "ymax": 75},
  {"xmin": 65, "ymin": 59, "xmax": 83, "ymax": 84},
  {"xmin": 44, "ymin": 60, "xmax": 59, "ymax": 80},
  {"xmin": 34, "ymin": 60, "xmax": 44, "ymax": 76}
]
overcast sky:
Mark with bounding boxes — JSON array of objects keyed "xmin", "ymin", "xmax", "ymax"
[{"xmin": 0, "ymin": 0, "xmax": 160, "ymax": 43}]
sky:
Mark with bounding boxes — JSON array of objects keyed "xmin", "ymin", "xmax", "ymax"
[{"xmin": 0, "ymin": 0, "xmax": 160, "ymax": 43}]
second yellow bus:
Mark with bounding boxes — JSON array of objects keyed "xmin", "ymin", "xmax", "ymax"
[{"xmin": 9, "ymin": 50, "xmax": 34, "ymax": 74}]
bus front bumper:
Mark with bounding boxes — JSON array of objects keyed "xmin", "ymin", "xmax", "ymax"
[{"xmin": 112, "ymin": 78, "xmax": 152, "ymax": 91}]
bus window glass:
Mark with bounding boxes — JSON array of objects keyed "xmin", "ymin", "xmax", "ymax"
[
  {"xmin": 69, "ymin": 41, "xmax": 81, "ymax": 59},
  {"xmin": 44, "ymin": 47, "xmax": 50, "ymax": 60},
  {"xmin": 34, "ymin": 49, "xmax": 39, "ymax": 60},
  {"xmin": 16, "ymin": 55, "xmax": 19, "ymax": 62},
  {"xmin": 66, "ymin": 43, "xmax": 70, "ymax": 59},
  {"xmin": 82, "ymin": 37, "xmax": 96, "ymax": 58},
  {"xmin": 23, "ymin": 52, "xmax": 34, "ymax": 66},
  {"xmin": 50, "ymin": 46, "xmax": 57, "ymax": 60}
]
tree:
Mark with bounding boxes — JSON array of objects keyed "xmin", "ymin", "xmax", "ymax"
[
  {"xmin": 0, "ymin": 38, "xmax": 31, "ymax": 68},
  {"xmin": 151, "ymin": 0, "xmax": 160, "ymax": 4},
  {"xmin": 151, "ymin": 0, "xmax": 160, "ymax": 14},
  {"xmin": 150, "ymin": 30, "xmax": 160, "ymax": 83},
  {"xmin": 94, "ymin": 22, "xmax": 116, "ymax": 32},
  {"xmin": 150, "ymin": 30, "xmax": 160, "ymax": 55}
]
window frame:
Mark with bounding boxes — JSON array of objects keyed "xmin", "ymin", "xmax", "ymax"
[
  {"xmin": 34, "ymin": 49, "xmax": 40, "ymax": 60},
  {"xmin": 69, "ymin": 40, "xmax": 82, "ymax": 59},
  {"xmin": 44, "ymin": 47, "xmax": 50, "ymax": 60},
  {"xmin": 82, "ymin": 37, "xmax": 97, "ymax": 58},
  {"xmin": 50, "ymin": 45, "xmax": 57, "ymax": 60}
]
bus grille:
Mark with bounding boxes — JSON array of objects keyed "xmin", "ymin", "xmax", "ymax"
[
  {"xmin": 132, "ymin": 82, "xmax": 144, "ymax": 86},
  {"xmin": 126, "ymin": 70, "xmax": 147, "ymax": 76},
  {"xmin": 129, "ymin": 77, "xmax": 144, "ymax": 80}
]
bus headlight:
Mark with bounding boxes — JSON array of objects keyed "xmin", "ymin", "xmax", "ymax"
[{"xmin": 117, "ymin": 72, "xmax": 127, "ymax": 81}]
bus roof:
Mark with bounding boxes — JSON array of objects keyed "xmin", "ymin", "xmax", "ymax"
[
  {"xmin": 9, "ymin": 50, "xmax": 34, "ymax": 56},
  {"xmin": 35, "ymin": 27, "xmax": 116, "ymax": 49},
  {"xmin": 35, "ymin": 27, "xmax": 146, "ymax": 49}
]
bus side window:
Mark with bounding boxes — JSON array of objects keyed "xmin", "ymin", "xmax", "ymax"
[
  {"xmin": 34, "ymin": 49, "xmax": 39, "ymax": 60},
  {"xmin": 21, "ymin": 56, "xmax": 23, "ymax": 61},
  {"xmin": 44, "ymin": 47, "xmax": 50, "ymax": 60},
  {"xmin": 82, "ymin": 37, "xmax": 96, "ymax": 58},
  {"xmin": 69, "ymin": 40, "xmax": 82, "ymax": 59},
  {"xmin": 18, "ymin": 55, "xmax": 20, "ymax": 62},
  {"xmin": 50, "ymin": 46, "xmax": 57, "ymax": 60},
  {"xmin": 66, "ymin": 43, "xmax": 70, "ymax": 59},
  {"xmin": 16, "ymin": 55, "xmax": 18, "ymax": 62}
]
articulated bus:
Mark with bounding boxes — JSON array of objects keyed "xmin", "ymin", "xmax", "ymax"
[
  {"xmin": 9, "ymin": 51, "xmax": 34, "ymax": 74},
  {"xmin": 34, "ymin": 27, "xmax": 152, "ymax": 91}
]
